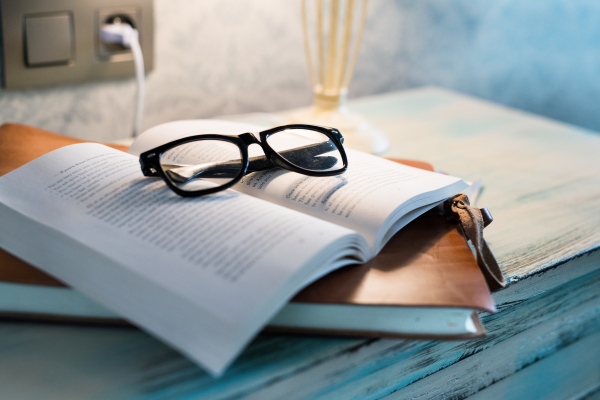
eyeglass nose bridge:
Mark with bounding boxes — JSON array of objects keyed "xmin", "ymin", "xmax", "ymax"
[
  {"xmin": 239, "ymin": 132, "xmax": 261, "ymax": 145},
  {"xmin": 238, "ymin": 131, "xmax": 292, "ymax": 171},
  {"xmin": 239, "ymin": 132, "xmax": 273, "ymax": 154}
]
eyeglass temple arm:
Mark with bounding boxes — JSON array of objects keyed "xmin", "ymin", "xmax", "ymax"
[
  {"xmin": 165, "ymin": 141, "xmax": 337, "ymax": 183},
  {"xmin": 247, "ymin": 141, "xmax": 336, "ymax": 172}
]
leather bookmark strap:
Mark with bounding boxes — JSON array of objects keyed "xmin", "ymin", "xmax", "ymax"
[{"xmin": 444, "ymin": 194, "xmax": 506, "ymax": 291}]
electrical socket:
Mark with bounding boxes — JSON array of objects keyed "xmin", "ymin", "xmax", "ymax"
[
  {"xmin": 1, "ymin": 0, "xmax": 154, "ymax": 90},
  {"xmin": 96, "ymin": 6, "xmax": 142, "ymax": 62}
]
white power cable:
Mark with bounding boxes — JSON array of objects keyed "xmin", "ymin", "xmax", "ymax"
[{"xmin": 100, "ymin": 21, "xmax": 145, "ymax": 137}]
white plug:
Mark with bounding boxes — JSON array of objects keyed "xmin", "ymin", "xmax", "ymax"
[
  {"xmin": 100, "ymin": 20, "xmax": 145, "ymax": 137},
  {"xmin": 100, "ymin": 21, "xmax": 138, "ymax": 47}
]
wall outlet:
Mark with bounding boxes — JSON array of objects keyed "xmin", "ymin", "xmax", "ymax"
[
  {"xmin": 0, "ymin": 0, "xmax": 154, "ymax": 90},
  {"xmin": 96, "ymin": 6, "xmax": 142, "ymax": 62}
]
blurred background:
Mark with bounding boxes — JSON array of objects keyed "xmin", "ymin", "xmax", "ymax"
[{"xmin": 1, "ymin": 0, "xmax": 599, "ymax": 142}]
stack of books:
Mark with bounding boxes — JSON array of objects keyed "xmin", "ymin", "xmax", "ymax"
[{"xmin": 0, "ymin": 121, "xmax": 495, "ymax": 376}]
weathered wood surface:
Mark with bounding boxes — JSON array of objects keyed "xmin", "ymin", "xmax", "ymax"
[
  {"xmin": 1, "ymin": 88, "xmax": 599, "ymax": 399},
  {"xmin": 361, "ymin": 87, "xmax": 600, "ymax": 281},
  {"xmin": 466, "ymin": 331, "xmax": 600, "ymax": 400},
  {"xmin": 1, "ymin": 258, "xmax": 598, "ymax": 399},
  {"xmin": 583, "ymin": 388, "xmax": 600, "ymax": 400},
  {"xmin": 383, "ymin": 269, "xmax": 600, "ymax": 400}
]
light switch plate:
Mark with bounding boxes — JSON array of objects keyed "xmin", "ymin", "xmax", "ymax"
[
  {"xmin": 1, "ymin": 0, "xmax": 153, "ymax": 90},
  {"xmin": 24, "ymin": 12, "xmax": 74, "ymax": 66}
]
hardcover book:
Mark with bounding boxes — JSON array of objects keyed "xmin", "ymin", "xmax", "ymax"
[{"xmin": 0, "ymin": 122, "xmax": 491, "ymax": 376}]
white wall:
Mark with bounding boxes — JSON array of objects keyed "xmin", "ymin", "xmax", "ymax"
[{"xmin": 1, "ymin": 0, "xmax": 599, "ymax": 141}]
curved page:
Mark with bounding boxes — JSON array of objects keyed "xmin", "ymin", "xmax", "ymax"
[
  {"xmin": 129, "ymin": 120, "xmax": 467, "ymax": 254},
  {"xmin": 0, "ymin": 143, "xmax": 366, "ymax": 376},
  {"xmin": 235, "ymin": 149, "xmax": 467, "ymax": 253}
]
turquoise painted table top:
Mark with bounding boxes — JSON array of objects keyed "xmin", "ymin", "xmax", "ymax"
[{"xmin": 1, "ymin": 87, "xmax": 599, "ymax": 399}]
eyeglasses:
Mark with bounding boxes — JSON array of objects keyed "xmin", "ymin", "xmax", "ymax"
[{"xmin": 139, "ymin": 124, "xmax": 348, "ymax": 197}]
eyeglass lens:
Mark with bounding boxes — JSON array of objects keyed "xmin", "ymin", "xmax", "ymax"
[
  {"xmin": 158, "ymin": 129, "xmax": 344, "ymax": 193},
  {"xmin": 266, "ymin": 129, "xmax": 344, "ymax": 172},
  {"xmin": 159, "ymin": 140, "xmax": 243, "ymax": 192}
]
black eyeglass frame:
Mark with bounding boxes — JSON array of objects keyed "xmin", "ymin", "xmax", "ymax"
[{"xmin": 139, "ymin": 124, "xmax": 348, "ymax": 197}]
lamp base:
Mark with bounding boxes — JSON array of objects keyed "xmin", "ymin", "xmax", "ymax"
[{"xmin": 289, "ymin": 105, "xmax": 389, "ymax": 155}]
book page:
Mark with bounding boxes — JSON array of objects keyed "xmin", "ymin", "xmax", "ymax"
[
  {"xmin": 129, "ymin": 120, "xmax": 467, "ymax": 252},
  {"xmin": 127, "ymin": 119, "xmax": 265, "ymax": 156},
  {"xmin": 0, "ymin": 143, "xmax": 366, "ymax": 375},
  {"xmin": 235, "ymin": 149, "xmax": 466, "ymax": 250}
]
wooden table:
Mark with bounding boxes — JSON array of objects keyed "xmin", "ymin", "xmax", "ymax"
[{"xmin": 1, "ymin": 87, "xmax": 599, "ymax": 399}]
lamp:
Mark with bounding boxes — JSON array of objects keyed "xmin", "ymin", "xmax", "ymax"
[{"xmin": 290, "ymin": 0, "xmax": 389, "ymax": 154}]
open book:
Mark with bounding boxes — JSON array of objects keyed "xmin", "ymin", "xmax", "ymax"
[
  {"xmin": 0, "ymin": 120, "xmax": 467, "ymax": 376},
  {"xmin": 0, "ymin": 208, "xmax": 494, "ymax": 340}
]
